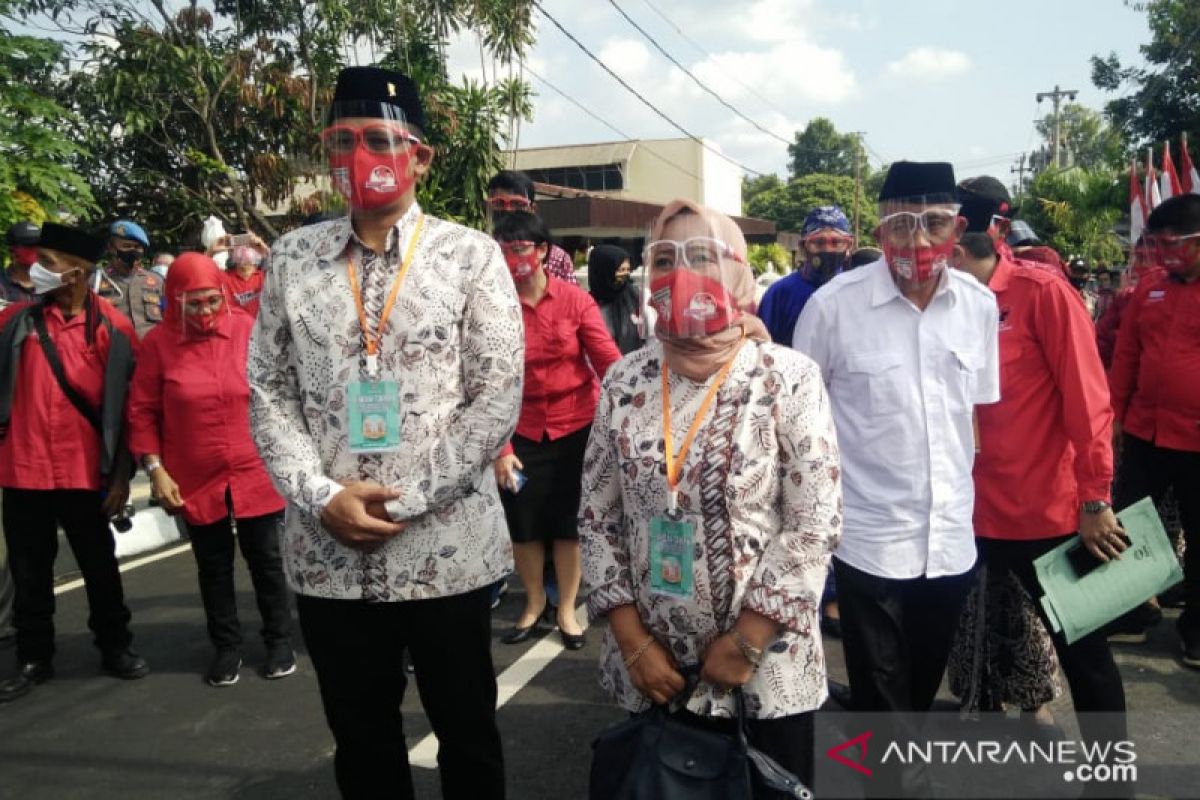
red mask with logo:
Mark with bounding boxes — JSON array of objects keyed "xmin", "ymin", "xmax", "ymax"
[
  {"xmin": 649, "ymin": 270, "xmax": 739, "ymax": 339},
  {"xmin": 500, "ymin": 242, "xmax": 541, "ymax": 282},
  {"xmin": 10, "ymin": 245, "xmax": 38, "ymax": 268},
  {"xmin": 883, "ymin": 239, "xmax": 956, "ymax": 284},
  {"xmin": 1152, "ymin": 236, "xmax": 1200, "ymax": 277},
  {"xmin": 331, "ymin": 148, "xmax": 415, "ymax": 212}
]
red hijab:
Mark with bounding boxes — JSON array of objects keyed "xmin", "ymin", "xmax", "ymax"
[{"xmin": 162, "ymin": 252, "xmax": 230, "ymax": 336}]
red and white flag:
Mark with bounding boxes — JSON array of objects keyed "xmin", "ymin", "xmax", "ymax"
[
  {"xmin": 1160, "ymin": 142, "xmax": 1183, "ymax": 201},
  {"xmin": 1146, "ymin": 148, "xmax": 1163, "ymax": 210},
  {"xmin": 1130, "ymin": 159, "xmax": 1146, "ymax": 247},
  {"xmin": 1181, "ymin": 133, "xmax": 1200, "ymax": 195}
]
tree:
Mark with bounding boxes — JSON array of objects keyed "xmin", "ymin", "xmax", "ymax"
[
  {"xmin": 746, "ymin": 243, "xmax": 790, "ymax": 276},
  {"xmin": 745, "ymin": 173, "xmax": 877, "ymax": 242},
  {"xmin": 788, "ymin": 117, "xmax": 865, "ymax": 179},
  {"xmin": 2, "ymin": 0, "xmax": 536, "ymax": 247},
  {"xmin": 1091, "ymin": 0, "xmax": 1200, "ymax": 157},
  {"xmin": 1020, "ymin": 167, "xmax": 1126, "ymax": 266},
  {"xmin": 1034, "ymin": 103, "xmax": 1125, "ymax": 171},
  {"xmin": 0, "ymin": 30, "xmax": 96, "ymax": 239},
  {"xmin": 741, "ymin": 173, "xmax": 783, "ymax": 214}
]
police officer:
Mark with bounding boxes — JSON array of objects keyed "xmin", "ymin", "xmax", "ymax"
[{"xmin": 98, "ymin": 220, "xmax": 163, "ymax": 339}]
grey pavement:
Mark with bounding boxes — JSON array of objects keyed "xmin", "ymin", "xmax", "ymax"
[{"xmin": 0, "ymin": 535, "xmax": 1196, "ymax": 799}]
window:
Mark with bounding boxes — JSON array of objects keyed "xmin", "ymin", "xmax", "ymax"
[{"xmin": 525, "ymin": 163, "xmax": 624, "ymax": 192}]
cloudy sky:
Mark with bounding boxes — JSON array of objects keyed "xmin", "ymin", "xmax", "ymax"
[{"xmin": 444, "ymin": 0, "xmax": 1151, "ymax": 182}]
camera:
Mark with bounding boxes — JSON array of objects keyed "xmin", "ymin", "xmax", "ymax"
[{"xmin": 111, "ymin": 504, "xmax": 136, "ymax": 533}]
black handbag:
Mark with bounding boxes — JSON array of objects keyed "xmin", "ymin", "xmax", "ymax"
[{"xmin": 589, "ymin": 680, "xmax": 813, "ymax": 800}]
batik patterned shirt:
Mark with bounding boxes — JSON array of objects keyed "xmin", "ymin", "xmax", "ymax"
[
  {"xmin": 580, "ymin": 339, "xmax": 842, "ymax": 719},
  {"xmin": 248, "ymin": 204, "xmax": 524, "ymax": 601}
]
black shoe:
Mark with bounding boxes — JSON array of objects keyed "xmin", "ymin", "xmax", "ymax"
[
  {"xmin": 0, "ymin": 661, "xmax": 53, "ymax": 703},
  {"xmin": 207, "ymin": 649, "xmax": 242, "ymax": 687},
  {"xmin": 501, "ymin": 623, "xmax": 541, "ymax": 645},
  {"xmin": 826, "ymin": 679, "xmax": 853, "ymax": 710},
  {"xmin": 102, "ymin": 647, "xmax": 149, "ymax": 680},
  {"xmin": 264, "ymin": 645, "xmax": 296, "ymax": 680},
  {"xmin": 1104, "ymin": 603, "xmax": 1163, "ymax": 644},
  {"xmin": 559, "ymin": 629, "xmax": 587, "ymax": 650},
  {"xmin": 1181, "ymin": 630, "xmax": 1200, "ymax": 670}
]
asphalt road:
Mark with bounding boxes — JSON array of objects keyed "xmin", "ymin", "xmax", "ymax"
[{"xmin": 0, "ymin": 533, "xmax": 1197, "ymax": 799}]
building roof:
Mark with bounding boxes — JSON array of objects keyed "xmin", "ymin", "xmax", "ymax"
[{"xmin": 511, "ymin": 142, "xmax": 639, "ymax": 171}]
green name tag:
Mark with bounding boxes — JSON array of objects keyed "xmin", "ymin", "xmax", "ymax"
[
  {"xmin": 649, "ymin": 515, "xmax": 696, "ymax": 598},
  {"xmin": 348, "ymin": 380, "xmax": 402, "ymax": 453}
]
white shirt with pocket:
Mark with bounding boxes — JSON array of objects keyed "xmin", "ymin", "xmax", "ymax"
[{"xmin": 793, "ymin": 258, "xmax": 999, "ymax": 580}]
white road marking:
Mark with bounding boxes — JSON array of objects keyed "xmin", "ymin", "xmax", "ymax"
[
  {"xmin": 53, "ymin": 543, "xmax": 191, "ymax": 596},
  {"xmin": 407, "ymin": 605, "xmax": 590, "ymax": 770}
]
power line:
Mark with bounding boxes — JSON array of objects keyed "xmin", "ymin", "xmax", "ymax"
[
  {"xmin": 637, "ymin": 0, "xmax": 793, "ymax": 122},
  {"xmin": 531, "ymin": 0, "xmax": 768, "ymax": 177},
  {"xmin": 606, "ymin": 0, "xmax": 792, "ymax": 147},
  {"xmin": 520, "ymin": 62, "xmax": 702, "ymax": 182}
]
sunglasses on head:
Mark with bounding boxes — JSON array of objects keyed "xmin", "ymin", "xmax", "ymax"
[
  {"xmin": 805, "ymin": 235, "xmax": 852, "ymax": 249},
  {"xmin": 488, "ymin": 195, "xmax": 533, "ymax": 212}
]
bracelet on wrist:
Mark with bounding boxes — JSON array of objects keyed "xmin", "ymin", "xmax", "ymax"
[
  {"xmin": 144, "ymin": 461, "xmax": 161, "ymax": 476},
  {"xmin": 729, "ymin": 629, "xmax": 764, "ymax": 667},
  {"xmin": 623, "ymin": 634, "xmax": 657, "ymax": 670}
]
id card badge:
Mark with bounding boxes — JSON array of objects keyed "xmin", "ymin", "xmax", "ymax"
[
  {"xmin": 649, "ymin": 514, "xmax": 696, "ymax": 598},
  {"xmin": 348, "ymin": 380, "xmax": 402, "ymax": 453}
]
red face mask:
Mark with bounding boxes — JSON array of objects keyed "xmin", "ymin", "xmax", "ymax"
[
  {"xmin": 1152, "ymin": 236, "xmax": 1200, "ymax": 276},
  {"xmin": 883, "ymin": 239, "xmax": 956, "ymax": 284},
  {"xmin": 186, "ymin": 313, "xmax": 221, "ymax": 335},
  {"xmin": 649, "ymin": 270, "xmax": 739, "ymax": 339},
  {"xmin": 10, "ymin": 245, "xmax": 38, "ymax": 268},
  {"xmin": 500, "ymin": 242, "xmax": 540, "ymax": 282},
  {"xmin": 330, "ymin": 148, "xmax": 415, "ymax": 211}
]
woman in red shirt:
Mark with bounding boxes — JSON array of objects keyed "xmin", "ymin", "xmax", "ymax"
[
  {"xmin": 492, "ymin": 213, "xmax": 622, "ymax": 649},
  {"xmin": 214, "ymin": 236, "xmax": 268, "ymax": 316},
  {"xmin": 127, "ymin": 253, "xmax": 293, "ymax": 687}
]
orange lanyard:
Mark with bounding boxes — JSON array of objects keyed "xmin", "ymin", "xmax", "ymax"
[
  {"xmin": 661, "ymin": 338, "xmax": 746, "ymax": 513},
  {"xmin": 346, "ymin": 213, "xmax": 425, "ymax": 379}
]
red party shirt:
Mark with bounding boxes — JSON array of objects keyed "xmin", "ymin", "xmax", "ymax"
[
  {"xmin": 223, "ymin": 269, "xmax": 266, "ymax": 317},
  {"xmin": 0, "ymin": 297, "xmax": 139, "ymax": 491},
  {"xmin": 973, "ymin": 256, "xmax": 1114, "ymax": 540},
  {"xmin": 1109, "ymin": 270, "xmax": 1200, "ymax": 452},
  {"xmin": 503, "ymin": 277, "xmax": 621, "ymax": 453},
  {"xmin": 127, "ymin": 309, "xmax": 284, "ymax": 525}
]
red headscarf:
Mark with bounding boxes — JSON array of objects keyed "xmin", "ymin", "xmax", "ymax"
[{"xmin": 162, "ymin": 252, "xmax": 230, "ymax": 336}]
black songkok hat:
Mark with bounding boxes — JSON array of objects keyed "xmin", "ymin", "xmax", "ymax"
[
  {"xmin": 38, "ymin": 222, "xmax": 106, "ymax": 263},
  {"xmin": 329, "ymin": 66, "xmax": 426, "ymax": 132},
  {"xmin": 878, "ymin": 161, "xmax": 958, "ymax": 204},
  {"xmin": 957, "ymin": 175, "xmax": 1014, "ymax": 232}
]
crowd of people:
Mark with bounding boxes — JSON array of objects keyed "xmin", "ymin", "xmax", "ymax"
[{"xmin": 0, "ymin": 63, "xmax": 1195, "ymax": 799}]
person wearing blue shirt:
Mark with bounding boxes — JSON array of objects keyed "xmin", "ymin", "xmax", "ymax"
[{"xmin": 757, "ymin": 206, "xmax": 854, "ymax": 345}]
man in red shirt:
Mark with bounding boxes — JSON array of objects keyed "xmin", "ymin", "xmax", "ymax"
[
  {"xmin": 1110, "ymin": 193, "xmax": 1200, "ymax": 668},
  {"xmin": 953, "ymin": 178, "xmax": 1128, "ymax": 744},
  {"xmin": 487, "ymin": 170, "xmax": 579, "ymax": 285},
  {"xmin": 0, "ymin": 223, "xmax": 148, "ymax": 703}
]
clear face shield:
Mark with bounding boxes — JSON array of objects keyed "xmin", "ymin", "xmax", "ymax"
[
  {"xmin": 642, "ymin": 212, "xmax": 748, "ymax": 341},
  {"xmin": 876, "ymin": 198, "xmax": 964, "ymax": 285},
  {"xmin": 320, "ymin": 102, "xmax": 433, "ymax": 214},
  {"xmin": 800, "ymin": 229, "xmax": 854, "ymax": 284},
  {"xmin": 178, "ymin": 287, "xmax": 230, "ymax": 337},
  {"xmin": 1144, "ymin": 232, "xmax": 1200, "ymax": 276}
]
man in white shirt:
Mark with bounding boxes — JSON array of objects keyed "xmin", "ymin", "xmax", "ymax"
[{"xmin": 794, "ymin": 161, "xmax": 1000, "ymax": 713}]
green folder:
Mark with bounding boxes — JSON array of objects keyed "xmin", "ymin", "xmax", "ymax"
[{"xmin": 1034, "ymin": 497, "xmax": 1184, "ymax": 644}]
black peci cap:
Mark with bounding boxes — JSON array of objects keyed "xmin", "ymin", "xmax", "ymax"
[
  {"xmin": 38, "ymin": 222, "xmax": 107, "ymax": 263},
  {"xmin": 957, "ymin": 176, "xmax": 1014, "ymax": 233},
  {"xmin": 879, "ymin": 161, "xmax": 958, "ymax": 204},
  {"xmin": 6, "ymin": 221, "xmax": 39, "ymax": 247},
  {"xmin": 329, "ymin": 66, "xmax": 426, "ymax": 132}
]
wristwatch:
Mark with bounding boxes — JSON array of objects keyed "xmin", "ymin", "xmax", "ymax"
[{"xmin": 1082, "ymin": 500, "xmax": 1112, "ymax": 514}]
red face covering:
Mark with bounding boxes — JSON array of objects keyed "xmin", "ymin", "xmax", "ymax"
[
  {"xmin": 649, "ymin": 270, "xmax": 739, "ymax": 339},
  {"xmin": 503, "ymin": 250, "xmax": 539, "ymax": 281},
  {"xmin": 163, "ymin": 253, "xmax": 228, "ymax": 338},
  {"xmin": 186, "ymin": 305, "xmax": 223, "ymax": 335},
  {"xmin": 883, "ymin": 239, "xmax": 956, "ymax": 284},
  {"xmin": 1153, "ymin": 237, "xmax": 1200, "ymax": 276},
  {"xmin": 330, "ymin": 148, "xmax": 416, "ymax": 212},
  {"xmin": 10, "ymin": 245, "xmax": 38, "ymax": 268}
]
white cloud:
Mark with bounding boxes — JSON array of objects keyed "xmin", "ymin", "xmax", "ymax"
[
  {"xmin": 598, "ymin": 37, "xmax": 653, "ymax": 76},
  {"xmin": 885, "ymin": 47, "xmax": 972, "ymax": 80},
  {"xmin": 687, "ymin": 42, "xmax": 857, "ymax": 106}
]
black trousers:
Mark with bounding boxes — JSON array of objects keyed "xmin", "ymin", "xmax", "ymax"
[
  {"xmin": 2, "ymin": 488, "xmax": 133, "ymax": 663},
  {"xmin": 975, "ymin": 535, "xmax": 1127, "ymax": 744},
  {"xmin": 833, "ymin": 556, "xmax": 975, "ymax": 712},
  {"xmin": 297, "ymin": 587, "xmax": 505, "ymax": 800},
  {"xmin": 1114, "ymin": 433, "xmax": 1200, "ymax": 635},
  {"xmin": 188, "ymin": 510, "xmax": 291, "ymax": 651}
]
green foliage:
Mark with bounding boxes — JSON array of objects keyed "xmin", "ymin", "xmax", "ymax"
[
  {"xmin": 1034, "ymin": 104, "xmax": 1126, "ymax": 171},
  {"xmin": 0, "ymin": 30, "xmax": 96, "ymax": 237},
  {"xmin": 788, "ymin": 117, "xmax": 865, "ymax": 179},
  {"xmin": 745, "ymin": 173, "xmax": 877, "ymax": 243},
  {"xmin": 1091, "ymin": 0, "xmax": 1200, "ymax": 156},
  {"xmin": 2, "ymin": 0, "xmax": 535, "ymax": 248},
  {"xmin": 746, "ymin": 243, "xmax": 791, "ymax": 276},
  {"xmin": 1020, "ymin": 168, "xmax": 1126, "ymax": 265}
]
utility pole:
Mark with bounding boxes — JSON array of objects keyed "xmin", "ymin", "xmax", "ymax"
[
  {"xmin": 1036, "ymin": 85, "xmax": 1078, "ymax": 169},
  {"xmin": 1011, "ymin": 153, "xmax": 1030, "ymax": 202},
  {"xmin": 851, "ymin": 131, "xmax": 866, "ymax": 241}
]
